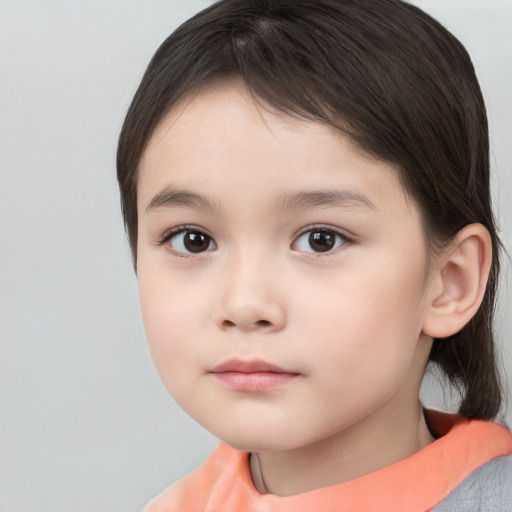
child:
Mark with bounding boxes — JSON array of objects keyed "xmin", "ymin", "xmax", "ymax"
[{"xmin": 117, "ymin": 0, "xmax": 512, "ymax": 509}]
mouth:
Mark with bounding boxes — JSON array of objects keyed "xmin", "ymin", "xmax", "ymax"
[{"xmin": 209, "ymin": 358, "xmax": 300, "ymax": 392}]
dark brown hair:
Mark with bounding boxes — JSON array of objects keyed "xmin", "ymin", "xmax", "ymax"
[{"xmin": 117, "ymin": 0, "xmax": 502, "ymax": 419}]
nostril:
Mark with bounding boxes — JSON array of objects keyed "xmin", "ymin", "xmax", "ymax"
[{"xmin": 221, "ymin": 319, "xmax": 272, "ymax": 329}]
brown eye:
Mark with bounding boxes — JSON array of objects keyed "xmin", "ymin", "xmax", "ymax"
[
  {"xmin": 309, "ymin": 231, "xmax": 336, "ymax": 252},
  {"xmin": 169, "ymin": 230, "xmax": 216, "ymax": 254},
  {"xmin": 294, "ymin": 229, "xmax": 345, "ymax": 253}
]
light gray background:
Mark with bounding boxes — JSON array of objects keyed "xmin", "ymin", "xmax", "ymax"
[{"xmin": 1, "ymin": 1, "xmax": 510, "ymax": 511}]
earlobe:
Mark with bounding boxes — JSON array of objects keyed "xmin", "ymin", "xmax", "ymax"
[{"xmin": 422, "ymin": 224, "xmax": 492, "ymax": 339}]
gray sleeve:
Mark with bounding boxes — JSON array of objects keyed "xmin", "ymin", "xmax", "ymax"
[{"xmin": 430, "ymin": 455, "xmax": 512, "ymax": 512}]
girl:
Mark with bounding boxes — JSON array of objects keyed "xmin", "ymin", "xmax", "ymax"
[{"xmin": 117, "ymin": 0, "xmax": 512, "ymax": 510}]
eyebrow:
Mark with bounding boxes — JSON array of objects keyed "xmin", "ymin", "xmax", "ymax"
[
  {"xmin": 145, "ymin": 187, "xmax": 218, "ymax": 212},
  {"xmin": 145, "ymin": 186, "xmax": 377, "ymax": 213},
  {"xmin": 273, "ymin": 189, "xmax": 378, "ymax": 213}
]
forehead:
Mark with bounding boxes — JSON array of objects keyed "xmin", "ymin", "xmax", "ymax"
[
  {"xmin": 141, "ymin": 80, "xmax": 346, "ymax": 169},
  {"xmin": 137, "ymin": 80, "xmax": 414, "ymax": 217}
]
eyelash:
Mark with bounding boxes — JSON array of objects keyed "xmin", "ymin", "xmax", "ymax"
[
  {"xmin": 156, "ymin": 224, "xmax": 352, "ymax": 256},
  {"xmin": 292, "ymin": 225, "xmax": 352, "ymax": 255},
  {"xmin": 157, "ymin": 225, "xmax": 216, "ymax": 257}
]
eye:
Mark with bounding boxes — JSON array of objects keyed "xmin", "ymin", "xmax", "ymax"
[
  {"xmin": 293, "ymin": 228, "xmax": 346, "ymax": 253},
  {"xmin": 166, "ymin": 229, "xmax": 216, "ymax": 255}
]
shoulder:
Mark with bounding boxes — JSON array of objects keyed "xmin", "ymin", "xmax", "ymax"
[
  {"xmin": 431, "ymin": 454, "xmax": 512, "ymax": 512},
  {"xmin": 143, "ymin": 443, "xmax": 253, "ymax": 512}
]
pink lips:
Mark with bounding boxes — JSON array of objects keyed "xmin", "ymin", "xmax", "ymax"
[{"xmin": 210, "ymin": 359, "xmax": 299, "ymax": 392}]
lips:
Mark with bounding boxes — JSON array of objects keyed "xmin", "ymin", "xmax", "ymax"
[
  {"xmin": 210, "ymin": 359, "xmax": 299, "ymax": 392},
  {"xmin": 211, "ymin": 358, "xmax": 291, "ymax": 374}
]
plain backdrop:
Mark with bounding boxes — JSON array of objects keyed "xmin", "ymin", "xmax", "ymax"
[{"xmin": 1, "ymin": 1, "xmax": 511, "ymax": 511}]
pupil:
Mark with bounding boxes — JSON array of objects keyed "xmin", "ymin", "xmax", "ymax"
[
  {"xmin": 309, "ymin": 231, "xmax": 335, "ymax": 252},
  {"xmin": 184, "ymin": 231, "xmax": 209, "ymax": 253}
]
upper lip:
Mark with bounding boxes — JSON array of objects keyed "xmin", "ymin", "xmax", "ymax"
[{"xmin": 210, "ymin": 358, "xmax": 295, "ymax": 374}]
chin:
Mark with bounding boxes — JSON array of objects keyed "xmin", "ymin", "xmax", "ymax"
[{"xmin": 210, "ymin": 423, "xmax": 307, "ymax": 453}]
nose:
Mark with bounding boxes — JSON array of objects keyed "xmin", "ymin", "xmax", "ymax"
[{"xmin": 216, "ymin": 252, "xmax": 286, "ymax": 333}]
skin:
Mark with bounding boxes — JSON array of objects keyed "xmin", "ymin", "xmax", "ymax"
[{"xmin": 136, "ymin": 80, "xmax": 440, "ymax": 496}]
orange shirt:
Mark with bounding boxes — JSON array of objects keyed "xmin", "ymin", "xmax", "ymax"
[{"xmin": 144, "ymin": 411, "xmax": 512, "ymax": 512}]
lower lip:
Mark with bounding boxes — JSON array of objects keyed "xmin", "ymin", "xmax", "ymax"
[{"xmin": 212, "ymin": 371, "xmax": 298, "ymax": 391}]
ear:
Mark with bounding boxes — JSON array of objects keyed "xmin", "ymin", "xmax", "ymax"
[{"xmin": 422, "ymin": 223, "xmax": 492, "ymax": 338}]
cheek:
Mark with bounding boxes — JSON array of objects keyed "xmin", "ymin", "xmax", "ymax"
[
  {"xmin": 300, "ymin": 253, "xmax": 426, "ymax": 336},
  {"xmin": 296, "ymin": 254, "xmax": 427, "ymax": 382},
  {"xmin": 137, "ymin": 264, "xmax": 209, "ymax": 379}
]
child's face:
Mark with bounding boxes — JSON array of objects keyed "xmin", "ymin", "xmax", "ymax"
[{"xmin": 136, "ymin": 81, "xmax": 435, "ymax": 453}]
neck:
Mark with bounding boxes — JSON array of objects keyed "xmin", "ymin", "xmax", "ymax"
[{"xmin": 253, "ymin": 401, "xmax": 434, "ymax": 496}]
